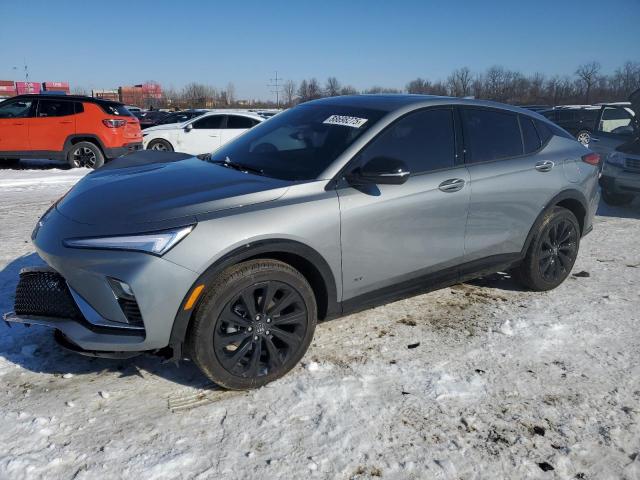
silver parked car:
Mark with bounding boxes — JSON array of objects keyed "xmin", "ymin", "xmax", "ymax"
[
  {"xmin": 5, "ymin": 95, "xmax": 600, "ymax": 389},
  {"xmin": 595, "ymin": 89, "xmax": 640, "ymax": 205}
]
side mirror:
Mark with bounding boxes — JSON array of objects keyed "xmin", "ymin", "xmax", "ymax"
[
  {"xmin": 184, "ymin": 123, "xmax": 193, "ymax": 132},
  {"xmin": 347, "ymin": 156, "xmax": 411, "ymax": 185}
]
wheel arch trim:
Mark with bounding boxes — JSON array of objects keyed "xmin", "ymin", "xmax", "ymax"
[
  {"xmin": 168, "ymin": 238, "xmax": 339, "ymax": 352},
  {"xmin": 520, "ymin": 189, "xmax": 589, "ymax": 256}
]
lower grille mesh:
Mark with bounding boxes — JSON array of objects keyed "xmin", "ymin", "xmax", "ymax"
[{"xmin": 14, "ymin": 270, "xmax": 83, "ymax": 320}]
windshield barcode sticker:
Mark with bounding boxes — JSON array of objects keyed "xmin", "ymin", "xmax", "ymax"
[{"xmin": 323, "ymin": 115, "xmax": 368, "ymax": 128}]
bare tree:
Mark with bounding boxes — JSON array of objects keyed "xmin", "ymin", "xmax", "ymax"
[
  {"xmin": 325, "ymin": 77, "xmax": 341, "ymax": 97},
  {"xmin": 447, "ymin": 67, "xmax": 472, "ymax": 97},
  {"xmin": 575, "ymin": 61, "xmax": 601, "ymax": 103},
  {"xmin": 225, "ymin": 82, "xmax": 236, "ymax": 106},
  {"xmin": 340, "ymin": 85, "xmax": 358, "ymax": 95},
  {"xmin": 307, "ymin": 78, "xmax": 322, "ymax": 99},
  {"xmin": 406, "ymin": 78, "xmax": 431, "ymax": 94},
  {"xmin": 72, "ymin": 86, "xmax": 88, "ymax": 96},
  {"xmin": 282, "ymin": 80, "xmax": 297, "ymax": 106}
]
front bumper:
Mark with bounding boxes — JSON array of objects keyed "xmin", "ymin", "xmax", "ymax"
[
  {"xmin": 5, "ymin": 208, "xmax": 200, "ymax": 352},
  {"xmin": 104, "ymin": 142, "xmax": 143, "ymax": 159}
]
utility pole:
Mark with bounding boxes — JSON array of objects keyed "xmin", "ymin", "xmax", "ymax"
[
  {"xmin": 268, "ymin": 71, "xmax": 281, "ymax": 107},
  {"xmin": 24, "ymin": 59, "xmax": 29, "ymax": 82}
]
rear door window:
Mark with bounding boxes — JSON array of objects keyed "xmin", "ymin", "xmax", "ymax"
[
  {"xmin": 192, "ymin": 115, "xmax": 225, "ymax": 129},
  {"xmin": 357, "ymin": 108, "xmax": 456, "ymax": 174},
  {"xmin": 461, "ymin": 108, "xmax": 523, "ymax": 163},
  {"xmin": 37, "ymin": 99, "xmax": 75, "ymax": 117},
  {"xmin": 226, "ymin": 115, "xmax": 258, "ymax": 129}
]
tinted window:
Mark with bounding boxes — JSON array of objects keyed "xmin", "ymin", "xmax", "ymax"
[
  {"xmin": 193, "ymin": 115, "xmax": 225, "ymax": 129},
  {"xmin": 462, "ymin": 108, "xmax": 523, "ymax": 163},
  {"xmin": 74, "ymin": 102, "xmax": 84, "ymax": 114},
  {"xmin": 357, "ymin": 108, "xmax": 456, "ymax": 174},
  {"xmin": 226, "ymin": 115, "xmax": 258, "ymax": 129},
  {"xmin": 37, "ymin": 99, "xmax": 75, "ymax": 117},
  {"xmin": 98, "ymin": 102, "xmax": 133, "ymax": 116},
  {"xmin": 209, "ymin": 104, "xmax": 386, "ymax": 181},
  {"xmin": 0, "ymin": 99, "xmax": 33, "ymax": 118},
  {"xmin": 520, "ymin": 116, "xmax": 541, "ymax": 153},
  {"xmin": 557, "ymin": 110, "xmax": 575, "ymax": 121}
]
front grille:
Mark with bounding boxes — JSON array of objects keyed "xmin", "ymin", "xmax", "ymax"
[
  {"xmin": 14, "ymin": 270, "xmax": 83, "ymax": 320},
  {"xmin": 117, "ymin": 298, "xmax": 143, "ymax": 326},
  {"xmin": 625, "ymin": 158, "xmax": 640, "ymax": 171}
]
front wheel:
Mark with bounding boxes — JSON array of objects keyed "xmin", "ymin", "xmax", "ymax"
[
  {"xmin": 187, "ymin": 259, "xmax": 317, "ymax": 390},
  {"xmin": 513, "ymin": 207, "xmax": 580, "ymax": 291},
  {"xmin": 601, "ymin": 189, "xmax": 634, "ymax": 206},
  {"xmin": 147, "ymin": 138, "xmax": 174, "ymax": 152},
  {"xmin": 67, "ymin": 142, "xmax": 104, "ymax": 169}
]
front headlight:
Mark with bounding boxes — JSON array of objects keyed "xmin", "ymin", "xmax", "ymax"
[
  {"xmin": 606, "ymin": 152, "xmax": 625, "ymax": 167},
  {"xmin": 63, "ymin": 225, "xmax": 194, "ymax": 256}
]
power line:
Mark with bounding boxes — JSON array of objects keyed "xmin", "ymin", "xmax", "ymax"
[{"xmin": 267, "ymin": 71, "xmax": 281, "ymax": 107}]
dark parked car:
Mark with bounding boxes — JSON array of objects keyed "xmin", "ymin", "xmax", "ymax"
[
  {"xmin": 155, "ymin": 109, "xmax": 209, "ymax": 126},
  {"xmin": 134, "ymin": 110, "xmax": 170, "ymax": 129},
  {"xmin": 540, "ymin": 107, "xmax": 600, "ymax": 145}
]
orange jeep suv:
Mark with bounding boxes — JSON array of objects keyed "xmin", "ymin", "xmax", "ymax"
[{"xmin": 0, "ymin": 94, "xmax": 143, "ymax": 168}]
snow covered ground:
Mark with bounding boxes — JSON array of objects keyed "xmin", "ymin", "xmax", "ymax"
[{"xmin": 0, "ymin": 163, "xmax": 639, "ymax": 479}]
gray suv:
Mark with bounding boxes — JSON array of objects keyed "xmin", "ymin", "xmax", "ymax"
[{"xmin": 5, "ymin": 95, "xmax": 600, "ymax": 389}]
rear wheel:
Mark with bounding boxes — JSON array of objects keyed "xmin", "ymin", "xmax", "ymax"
[
  {"xmin": 188, "ymin": 259, "xmax": 317, "ymax": 390},
  {"xmin": 67, "ymin": 141, "xmax": 104, "ymax": 169},
  {"xmin": 513, "ymin": 207, "xmax": 580, "ymax": 291},
  {"xmin": 576, "ymin": 130, "xmax": 591, "ymax": 146},
  {"xmin": 601, "ymin": 188, "xmax": 634, "ymax": 206},
  {"xmin": 147, "ymin": 138, "xmax": 174, "ymax": 152}
]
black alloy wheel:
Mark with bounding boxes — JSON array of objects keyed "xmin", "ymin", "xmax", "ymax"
[
  {"xmin": 213, "ymin": 280, "xmax": 308, "ymax": 378},
  {"xmin": 538, "ymin": 217, "xmax": 578, "ymax": 282},
  {"xmin": 188, "ymin": 259, "xmax": 317, "ymax": 390}
]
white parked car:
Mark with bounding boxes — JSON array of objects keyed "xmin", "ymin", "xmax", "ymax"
[{"xmin": 142, "ymin": 111, "xmax": 263, "ymax": 155}]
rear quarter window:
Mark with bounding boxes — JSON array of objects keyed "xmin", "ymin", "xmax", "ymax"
[
  {"xmin": 520, "ymin": 115, "xmax": 541, "ymax": 153},
  {"xmin": 462, "ymin": 108, "xmax": 523, "ymax": 163},
  {"xmin": 97, "ymin": 102, "xmax": 134, "ymax": 116}
]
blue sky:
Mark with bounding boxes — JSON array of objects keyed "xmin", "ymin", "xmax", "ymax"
[{"xmin": 1, "ymin": 0, "xmax": 638, "ymax": 100}]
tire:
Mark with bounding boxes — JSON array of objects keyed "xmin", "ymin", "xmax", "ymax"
[
  {"xmin": 601, "ymin": 188, "xmax": 634, "ymax": 206},
  {"xmin": 147, "ymin": 138, "xmax": 174, "ymax": 152},
  {"xmin": 513, "ymin": 207, "xmax": 580, "ymax": 291},
  {"xmin": 187, "ymin": 259, "xmax": 317, "ymax": 390},
  {"xmin": 576, "ymin": 130, "xmax": 591, "ymax": 146},
  {"xmin": 67, "ymin": 141, "xmax": 104, "ymax": 169}
]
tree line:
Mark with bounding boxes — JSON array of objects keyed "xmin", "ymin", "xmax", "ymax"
[{"xmin": 76, "ymin": 60, "xmax": 639, "ymax": 109}]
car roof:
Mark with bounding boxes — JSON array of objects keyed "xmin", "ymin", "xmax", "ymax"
[
  {"xmin": 303, "ymin": 94, "xmax": 546, "ymax": 117},
  {"xmin": 11, "ymin": 93, "xmax": 125, "ymax": 107},
  {"xmin": 194, "ymin": 110, "xmax": 264, "ymax": 121}
]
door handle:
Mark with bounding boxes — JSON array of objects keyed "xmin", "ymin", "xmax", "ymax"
[
  {"xmin": 438, "ymin": 178, "xmax": 466, "ymax": 192},
  {"xmin": 12, "ymin": 122, "xmax": 25, "ymax": 126},
  {"xmin": 59, "ymin": 121, "xmax": 73, "ymax": 124},
  {"xmin": 535, "ymin": 160, "xmax": 555, "ymax": 172}
]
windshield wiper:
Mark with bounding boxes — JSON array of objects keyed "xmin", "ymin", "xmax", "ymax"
[{"xmin": 210, "ymin": 156, "xmax": 264, "ymax": 176}]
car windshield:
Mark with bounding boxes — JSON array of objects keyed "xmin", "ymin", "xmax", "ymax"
[{"xmin": 208, "ymin": 104, "xmax": 386, "ymax": 181}]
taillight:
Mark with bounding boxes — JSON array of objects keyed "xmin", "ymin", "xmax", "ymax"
[
  {"xmin": 102, "ymin": 119, "xmax": 126, "ymax": 128},
  {"xmin": 581, "ymin": 152, "xmax": 600, "ymax": 166}
]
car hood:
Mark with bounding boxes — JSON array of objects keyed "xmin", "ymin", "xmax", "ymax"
[{"xmin": 56, "ymin": 151, "xmax": 291, "ymax": 228}]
